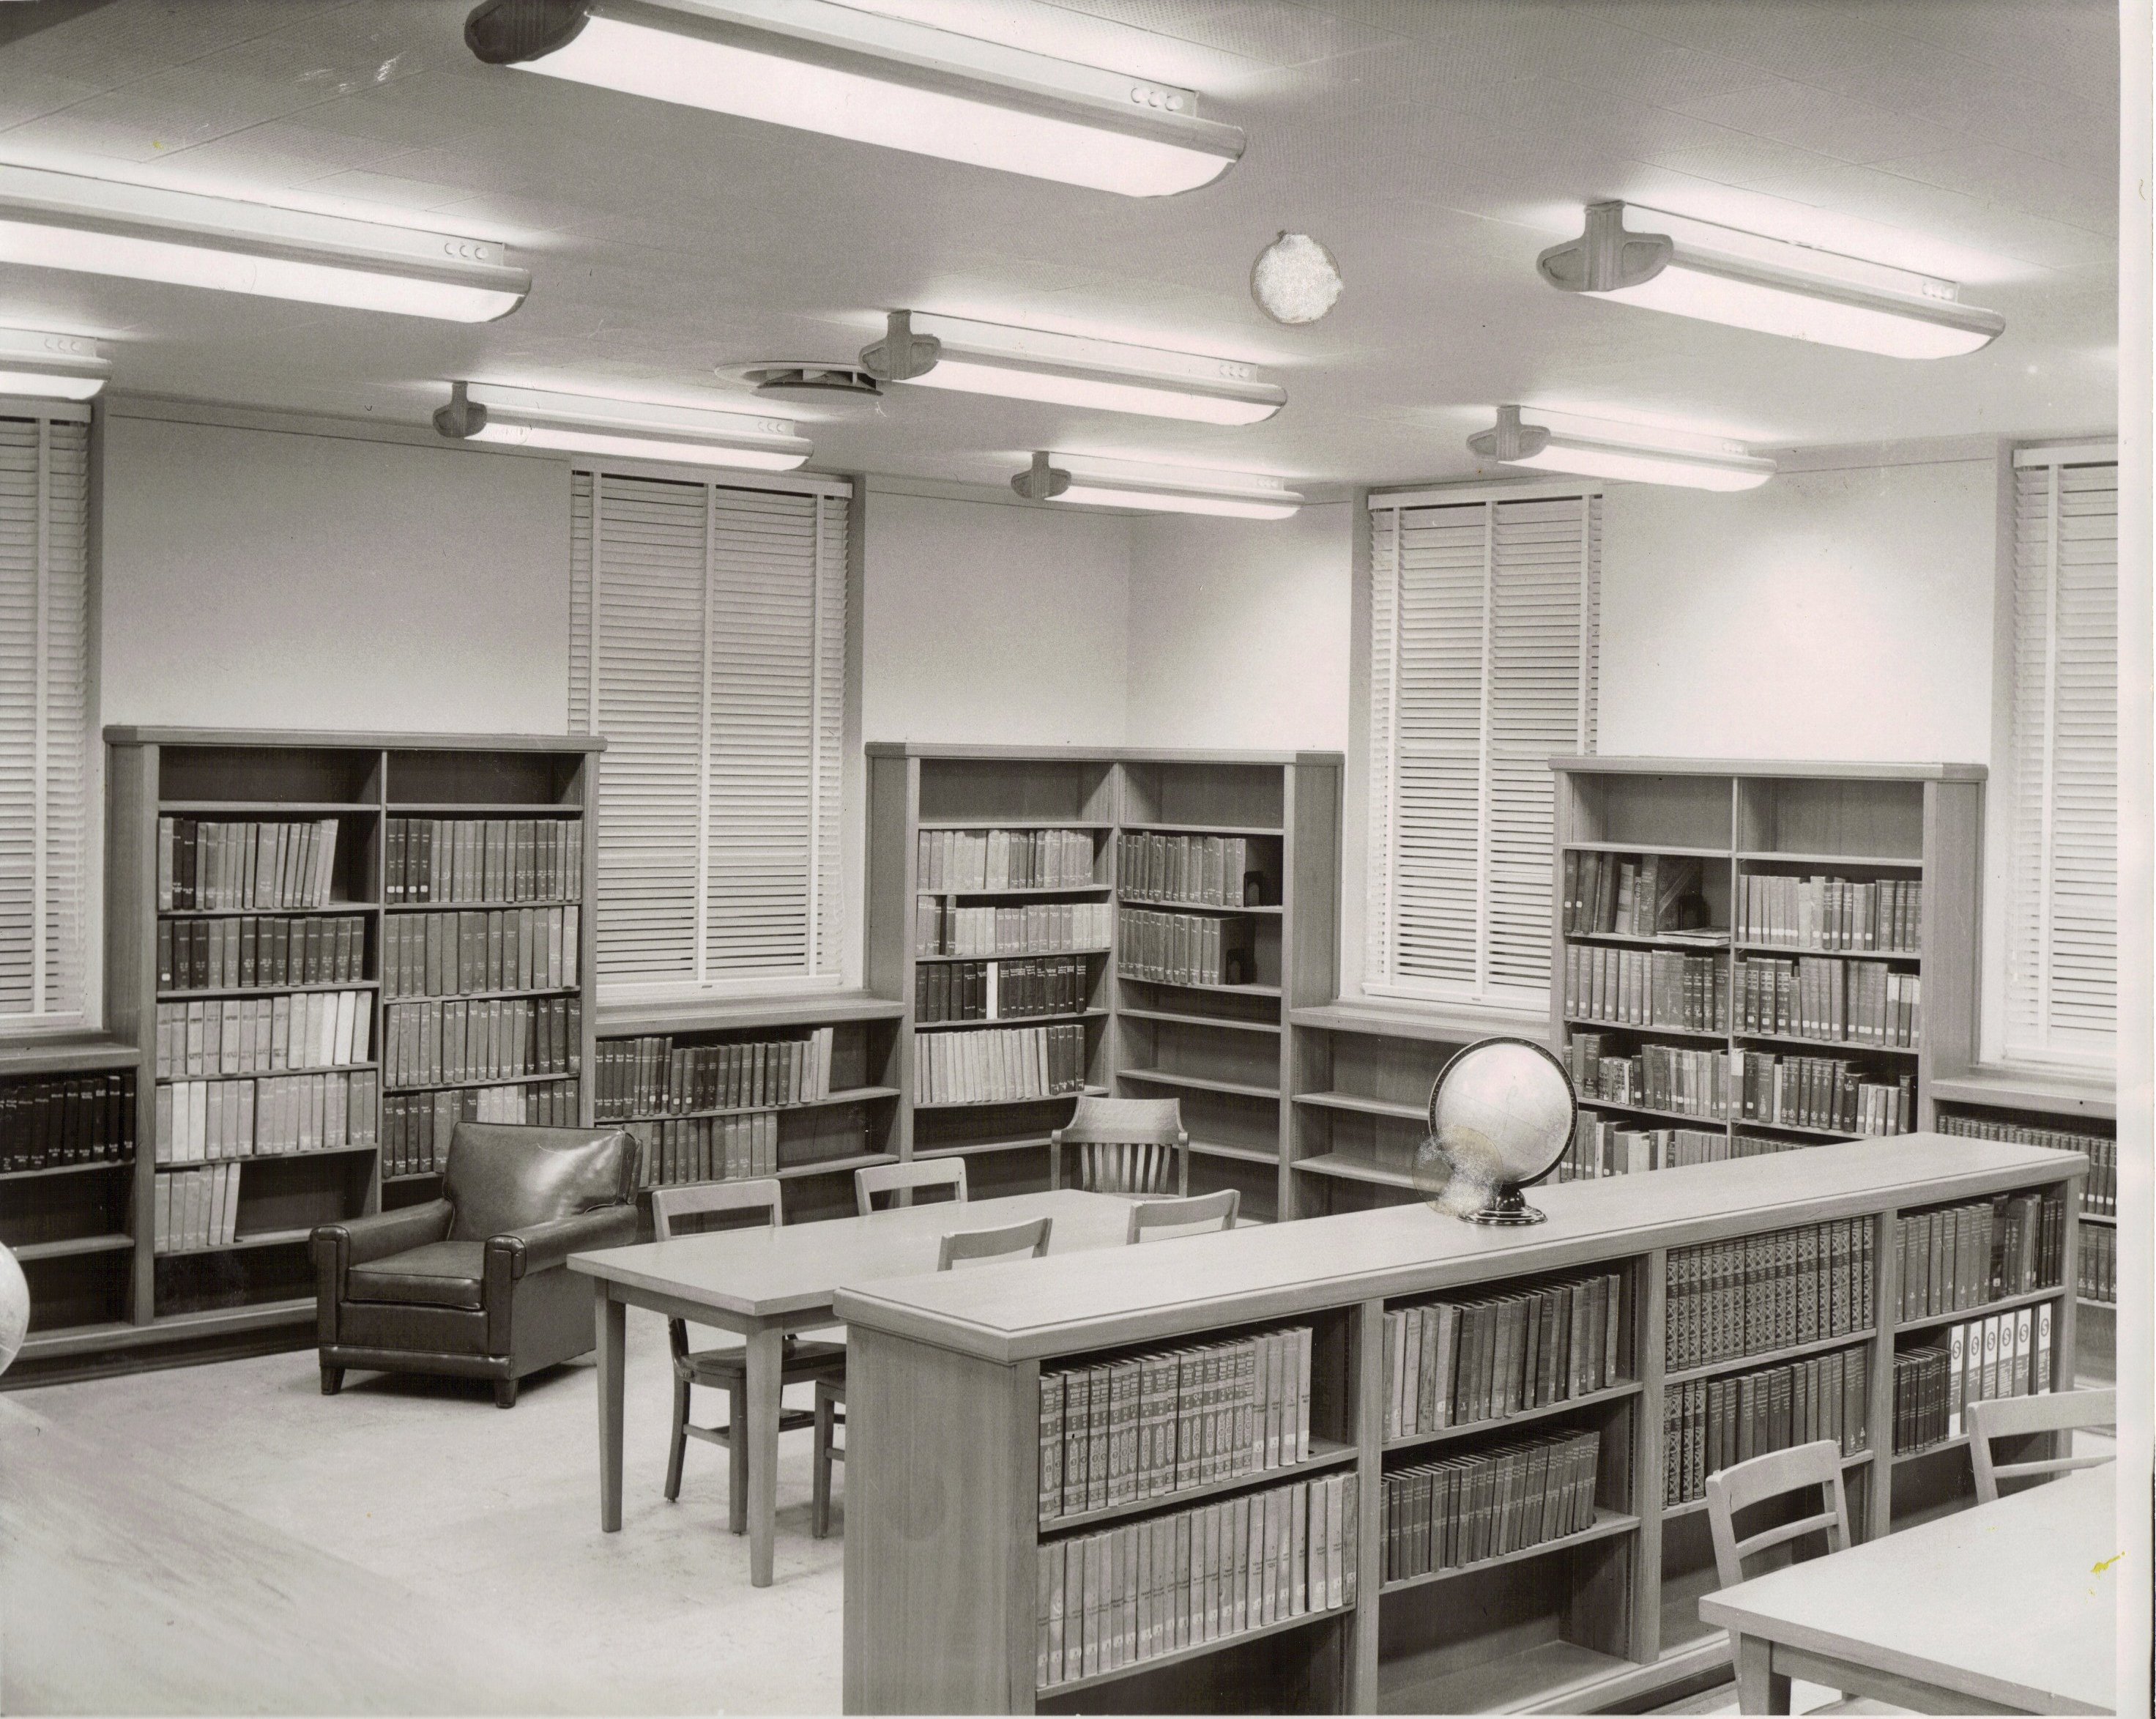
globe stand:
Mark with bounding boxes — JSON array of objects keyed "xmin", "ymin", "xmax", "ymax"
[{"xmin": 1462, "ymin": 1183, "xmax": 1547, "ymax": 1226}]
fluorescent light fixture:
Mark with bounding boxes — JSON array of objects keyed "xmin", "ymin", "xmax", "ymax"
[
  {"xmin": 1013, "ymin": 450, "xmax": 1301, "ymax": 519},
  {"xmin": 1537, "ymin": 201, "xmax": 2004, "ymax": 360},
  {"xmin": 465, "ymin": 0, "xmax": 1242, "ymax": 197},
  {"xmin": 860, "ymin": 311, "xmax": 1282, "ymax": 425},
  {"xmin": 1468, "ymin": 405, "xmax": 1775, "ymax": 492},
  {"xmin": 0, "ymin": 327, "xmax": 110, "ymax": 399},
  {"xmin": 434, "ymin": 382, "xmax": 810, "ymax": 469},
  {"xmin": 0, "ymin": 163, "xmax": 527, "ymax": 322}
]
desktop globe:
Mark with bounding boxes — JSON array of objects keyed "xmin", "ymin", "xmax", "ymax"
[
  {"xmin": 0, "ymin": 1241, "xmax": 29, "ymax": 1376},
  {"xmin": 1412, "ymin": 1036, "xmax": 1577, "ymax": 1225}
]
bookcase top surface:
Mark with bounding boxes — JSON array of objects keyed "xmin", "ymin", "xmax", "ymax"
[
  {"xmin": 104, "ymin": 727, "xmax": 606, "ymax": 754},
  {"xmin": 1548, "ymin": 754, "xmax": 1985, "ymax": 781},
  {"xmin": 1929, "ymin": 1066, "xmax": 2116, "ymax": 1121},
  {"xmin": 0, "ymin": 1032, "xmax": 140, "ymax": 1076},
  {"xmin": 1290, "ymin": 998, "xmax": 1547, "ymax": 1045},
  {"xmin": 597, "ymin": 990, "xmax": 904, "ymax": 1036},
  {"xmin": 866, "ymin": 742, "xmax": 1342, "ymax": 767},
  {"xmin": 833, "ymin": 1135, "xmax": 2077, "ymax": 1363}
]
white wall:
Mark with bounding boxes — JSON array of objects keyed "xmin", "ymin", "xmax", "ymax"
[
  {"xmin": 860, "ymin": 487, "xmax": 1131, "ymax": 747},
  {"xmin": 1124, "ymin": 502, "xmax": 1353, "ymax": 751},
  {"xmin": 101, "ymin": 412, "xmax": 572, "ymax": 732},
  {"xmin": 1597, "ymin": 450, "xmax": 2001, "ymax": 765}
]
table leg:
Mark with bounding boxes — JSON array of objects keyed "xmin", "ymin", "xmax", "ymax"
[
  {"xmin": 1733, "ymin": 1633, "xmax": 1791, "ymax": 1715},
  {"xmin": 745, "ymin": 1325, "xmax": 783, "ymax": 1587},
  {"xmin": 595, "ymin": 1282, "xmax": 625, "ymax": 1534}
]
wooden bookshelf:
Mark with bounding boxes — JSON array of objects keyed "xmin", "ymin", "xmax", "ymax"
[
  {"xmin": 866, "ymin": 746, "xmax": 1342, "ymax": 1217},
  {"xmin": 832, "ymin": 1135, "xmax": 2081, "ymax": 1715},
  {"xmin": 33, "ymin": 728, "xmax": 604, "ymax": 1382}
]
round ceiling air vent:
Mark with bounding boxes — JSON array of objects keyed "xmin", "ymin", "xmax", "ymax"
[{"xmin": 715, "ymin": 361, "xmax": 883, "ymax": 404}]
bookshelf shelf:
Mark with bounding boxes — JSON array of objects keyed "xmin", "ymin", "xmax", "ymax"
[
  {"xmin": 1189, "ymin": 1138, "xmax": 1279, "ymax": 1167},
  {"xmin": 613, "ymin": 1086, "xmax": 903, "ymax": 1124},
  {"xmin": 1292, "ymin": 1152, "xmax": 1413, "ymax": 1189},
  {"xmin": 1740, "ymin": 1118, "xmax": 1895, "ymax": 1141},
  {"xmin": 912, "ymin": 948, "xmax": 1109, "ymax": 965},
  {"xmin": 0, "ymin": 1159, "xmax": 132, "ymax": 1184},
  {"xmin": 1120, "ymin": 976, "xmax": 1284, "ymax": 998},
  {"xmin": 155, "ymin": 1225, "xmax": 312, "ymax": 1258},
  {"xmin": 382, "ymin": 897, "xmax": 580, "ymax": 913},
  {"xmin": 1120, "ymin": 823, "xmax": 1284, "ymax": 838},
  {"xmin": 912, "ymin": 1086, "xmax": 1108, "ymax": 1113},
  {"xmin": 385, "ymin": 1070, "xmax": 571, "ymax": 1095},
  {"xmin": 161, "ymin": 905, "xmax": 379, "ymax": 919},
  {"xmin": 776, "ymin": 1152, "xmax": 896, "ymax": 1181},
  {"xmin": 157, "ymin": 801, "xmax": 379, "ymax": 815},
  {"xmin": 1891, "ymin": 1434, "xmax": 1969, "ymax": 1465},
  {"xmin": 1665, "ymin": 1327, "xmax": 1878, "ymax": 1388},
  {"xmin": 1294, "ymin": 1090, "xmax": 1424, "ymax": 1122},
  {"xmin": 1380, "ymin": 1381, "xmax": 1643, "ymax": 1453},
  {"xmin": 1577, "ymin": 1096, "xmax": 1729, "ymax": 1129},
  {"xmin": 2078, "ymin": 1211, "xmax": 2117, "ymax": 1227},
  {"xmin": 1040, "ymin": 1600, "xmax": 1351, "ymax": 1701},
  {"xmin": 1564, "ymin": 841, "xmax": 1729, "ymax": 858},
  {"xmin": 1119, "ymin": 899, "xmax": 1284, "ymax": 917},
  {"xmin": 1733, "ymin": 941, "xmax": 1920, "ymax": 960},
  {"xmin": 159, "ymin": 981, "xmax": 382, "ymax": 1001},
  {"xmin": 1734, "ymin": 1031, "xmax": 1919, "ymax": 1056},
  {"xmin": 15, "ymin": 1233, "xmax": 135, "ymax": 1262},
  {"xmin": 163, "ymin": 1063, "xmax": 378, "ymax": 1083},
  {"xmin": 1120, "ymin": 1006, "xmax": 1281, "ymax": 1036},
  {"xmin": 923, "ymin": 885, "xmax": 1114, "ymax": 899},
  {"xmin": 1378, "ymin": 1509, "xmax": 1640, "ymax": 1598},
  {"xmin": 921, "ymin": 819, "xmax": 1115, "ymax": 831},
  {"xmin": 1892, "ymin": 1283, "xmax": 2064, "ymax": 1335},
  {"xmin": 1380, "ymin": 1639, "xmax": 1638, "ymax": 1718},
  {"xmin": 154, "ymin": 1145, "xmax": 377, "ymax": 1169},
  {"xmin": 1736, "ymin": 850, "xmax": 1924, "ymax": 868},
  {"xmin": 1043, "ymin": 1438, "xmax": 1359, "ymax": 1535},
  {"xmin": 1568, "ymin": 1017, "xmax": 1729, "ymax": 1043},
  {"xmin": 914, "ymin": 1137, "xmax": 1049, "ymax": 1160},
  {"xmin": 1115, "ymin": 1069, "xmax": 1279, "ymax": 1102},
  {"xmin": 1569, "ymin": 929, "xmax": 1730, "ymax": 949},
  {"xmin": 913, "ymin": 1011, "xmax": 1105, "ymax": 1034},
  {"xmin": 389, "ymin": 802, "xmax": 584, "ymax": 816}
]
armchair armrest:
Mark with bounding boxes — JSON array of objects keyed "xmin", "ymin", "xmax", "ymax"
[
  {"xmin": 311, "ymin": 1200, "xmax": 454, "ymax": 1348},
  {"xmin": 483, "ymin": 1204, "xmax": 639, "ymax": 1284}
]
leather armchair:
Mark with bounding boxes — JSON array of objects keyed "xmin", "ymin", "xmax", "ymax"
[{"xmin": 313, "ymin": 1122, "xmax": 639, "ymax": 1407}]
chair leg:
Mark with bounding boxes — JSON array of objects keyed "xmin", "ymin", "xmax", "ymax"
[
  {"xmin": 664, "ymin": 1373, "xmax": 691, "ymax": 1502},
  {"xmin": 726, "ymin": 1378, "xmax": 748, "ymax": 1535},
  {"xmin": 319, "ymin": 1365, "xmax": 343, "ymax": 1396},
  {"xmin": 812, "ymin": 1391, "xmax": 834, "ymax": 1539},
  {"xmin": 494, "ymin": 1377, "xmax": 518, "ymax": 1410}
]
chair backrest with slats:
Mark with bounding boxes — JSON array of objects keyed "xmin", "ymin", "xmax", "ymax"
[
  {"xmin": 855, "ymin": 1156, "xmax": 967, "ymax": 1215},
  {"xmin": 1128, "ymin": 1188, "xmax": 1239, "ymax": 1244},
  {"xmin": 937, "ymin": 1216, "xmax": 1052, "ymax": 1270},
  {"xmin": 1704, "ymin": 1440, "xmax": 1852, "ymax": 1592},
  {"xmin": 651, "ymin": 1177, "xmax": 784, "ymax": 1240},
  {"xmin": 1050, "ymin": 1096, "xmax": 1188, "ymax": 1196},
  {"xmin": 1968, "ymin": 1388, "xmax": 2117, "ymax": 1504}
]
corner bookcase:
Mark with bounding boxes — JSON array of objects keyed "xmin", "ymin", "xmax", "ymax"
[
  {"xmin": 865, "ymin": 746, "xmax": 1342, "ymax": 1221},
  {"xmin": 24, "ymin": 727, "xmax": 603, "ymax": 1383}
]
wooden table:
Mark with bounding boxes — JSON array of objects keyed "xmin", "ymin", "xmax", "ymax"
[
  {"xmin": 1698, "ymin": 1466, "xmax": 2118, "ymax": 1715},
  {"xmin": 569, "ymin": 1187, "xmax": 1137, "ymax": 1586}
]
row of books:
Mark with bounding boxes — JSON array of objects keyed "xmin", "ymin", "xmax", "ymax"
[
  {"xmin": 157, "ymin": 913, "xmax": 367, "ymax": 992},
  {"xmin": 157, "ymin": 816, "xmax": 341, "ymax": 912},
  {"xmin": 152, "ymin": 1162, "xmax": 245, "ymax": 1252},
  {"xmin": 915, "ymin": 956, "xmax": 1089, "ymax": 1024},
  {"xmin": 631, "ymin": 1112, "xmax": 780, "ymax": 1188},
  {"xmin": 1038, "ymin": 1326, "xmax": 1312, "ymax": 1524},
  {"xmin": 153, "ymin": 992, "xmax": 372, "ymax": 1080},
  {"xmin": 915, "ymin": 900, "xmax": 1112, "ymax": 958},
  {"xmin": 1561, "ymin": 945, "xmax": 1725, "ymax": 1031},
  {"xmin": 1733, "ymin": 957, "xmax": 1921, "ymax": 1048},
  {"xmin": 382, "ymin": 907, "xmax": 581, "ymax": 999},
  {"xmin": 379, "ymin": 1080, "xmax": 579, "ymax": 1176},
  {"xmin": 1036, "ymin": 1475, "xmax": 1357, "ymax": 1691},
  {"xmin": 1894, "ymin": 1191, "xmax": 2064, "ymax": 1321},
  {"xmin": 1569, "ymin": 1036, "xmax": 1731, "ymax": 1121},
  {"xmin": 1117, "ymin": 909, "xmax": 1260, "ymax": 988},
  {"xmin": 382, "ymin": 997, "xmax": 581, "ymax": 1092},
  {"xmin": 1737, "ymin": 873, "xmax": 1922, "ymax": 954},
  {"xmin": 153, "ymin": 1070, "xmax": 379, "ymax": 1162},
  {"xmin": 915, "ymin": 1023, "xmax": 1088, "ymax": 1106},
  {"xmin": 1895, "ymin": 1307, "xmax": 2056, "ymax": 1453},
  {"xmin": 1380, "ymin": 1274, "xmax": 1623, "ymax": 1439},
  {"xmin": 1936, "ymin": 1114, "xmax": 2116, "ymax": 1217},
  {"xmin": 0, "ymin": 1073, "xmax": 135, "ymax": 1172},
  {"xmin": 1115, "ymin": 831, "xmax": 1265, "ymax": 909},
  {"xmin": 1741, "ymin": 1054, "xmax": 1913, "ymax": 1137},
  {"xmin": 917, "ymin": 825, "xmax": 1095, "ymax": 893},
  {"xmin": 2081, "ymin": 1225, "xmax": 2115, "ymax": 1304},
  {"xmin": 1380, "ymin": 1427, "xmax": 1602, "ymax": 1584},
  {"xmin": 384, "ymin": 816, "xmax": 582, "ymax": 906},
  {"xmin": 1561, "ymin": 852, "xmax": 1704, "ymax": 938},
  {"xmin": 592, "ymin": 1030, "xmax": 836, "ymax": 1120},
  {"xmin": 1665, "ymin": 1220, "xmax": 1876, "ymax": 1373},
  {"xmin": 1663, "ymin": 1348, "xmax": 1870, "ymax": 1505},
  {"xmin": 1556, "ymin": 1121, "xmax": 1821, "ymax": 1181}
]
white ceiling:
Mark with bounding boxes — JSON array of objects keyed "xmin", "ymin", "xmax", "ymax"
[{"xmin": 0, "ymin": 0, "xmax": 2121, "ymax": 492}]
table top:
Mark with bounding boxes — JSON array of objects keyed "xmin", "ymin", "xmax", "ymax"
[
  {"xmin": 1698, "ymin": 1466, "xmax": 2118, "ymax": 1715},
  {"xmin": 568, "ymin": 1187, "xmax": 1137, "ymax": 1318}
]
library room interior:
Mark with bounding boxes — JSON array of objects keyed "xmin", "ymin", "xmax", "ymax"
[{"xmin": 0, "ymin": 0, "xmax": 2146, "ymax": 1715}]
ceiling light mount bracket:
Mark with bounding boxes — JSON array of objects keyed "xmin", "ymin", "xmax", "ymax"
[
  {"xmin": 1011, "ymin": 451, "xmax": 1071, "ymax": 501},
  {"xmin": 1465, "ymin": 405, "xmax": 1550, "ymax": 463},
  {"xmin": 433, "ymin": 380, "xmax": 490, "ymax": 439},
  {"xmin": 860, "ymin": 311, "xmax": 943, "ymax": 383},
  {"xmin": 1538, "ymin": 201, "xmax": 1672, "ymax": 294}
]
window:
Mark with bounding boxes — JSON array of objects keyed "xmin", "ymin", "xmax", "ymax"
[
  {"xmin": 0, "ymin": 406, "xmax": 92, "ymax": 1028},
  {"xmin": 569, "ymin": 469, "xmax": 851, "ymax": 998},
  {"xmin": 1364, "ymin": 484, "xmax": 1600, "ymax": 1011},
  {"xmin": 1999, "ymin": 446, "xmax": 2116, "ymax": 1066}
]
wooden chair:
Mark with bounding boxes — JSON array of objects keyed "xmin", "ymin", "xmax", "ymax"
[
  {"xmin": 812, "ymin": 1215, "xmax": 1055, "ymax": 1537},
  {"xmin": 1128, "ymin": 1188, "xmax": 1239, "ymax": 1244},
  {"xmin": 1704, "ymin": 1440, "xmax": 1853, "ymax": 1593},
  {"xmin": 855, "ymin": 1156, "xmax": 967, "ymax": 1215},
  {"xmin": 1049, "ymin": 1095, "xmax": 1188, "ymax": 1196},
  {"xmin": 651, "ymin": 1180, "xmax": 846, "ymax": 1528},
  {"xmin": 1969, "ymin": 1387, "xmax": 2117, "ymax": 1504}
]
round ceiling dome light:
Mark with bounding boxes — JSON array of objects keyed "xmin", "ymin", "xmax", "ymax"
[{"xmin": 1249, "ymin": 231, "xmax": 1342, "ymax": 325}]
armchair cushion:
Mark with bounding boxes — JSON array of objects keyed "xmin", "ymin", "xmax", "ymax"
[
  {"xmin": 348, "ymin": 1240, "xmax": 487, "ymax": 1310},
  {"xmin": 444, "ymin": 1124, "xmax": 638, "ymax": 1243}
]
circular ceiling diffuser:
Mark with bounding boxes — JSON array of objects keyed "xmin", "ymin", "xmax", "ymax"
[{"xmin": 715, "ymin": 361, "xmax": 884, "ymax": 405}]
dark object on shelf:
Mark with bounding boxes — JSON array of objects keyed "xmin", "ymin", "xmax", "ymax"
[
  {"xmin": 1414, "ymin": 1036, "xmax": 1577, "ymax": 1226},
  {"xmin": 311, "ymin": 1121, "xmax": 637, "ymax": 1407}
]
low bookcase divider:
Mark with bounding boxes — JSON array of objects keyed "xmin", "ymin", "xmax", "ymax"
[{"xmin": 833, "ymin": 1135, "xmax": 2081, "ymax": 1715}]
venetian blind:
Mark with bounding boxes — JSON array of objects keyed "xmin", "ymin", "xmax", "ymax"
[
  {"xmin": 2001, "ymin": 448, "xmax": 2116, "ymax": 1063},
  {"xmin": 1366, "ymin": 486, "xmax": 1599, "ymax": 1011},
  {"xmin": 570, "ymin": 469, "xmax": 849, "ymax": 995},
  {"xmin": 0, "ymin": 409, "xmax": 91, "ymax": 1024}
]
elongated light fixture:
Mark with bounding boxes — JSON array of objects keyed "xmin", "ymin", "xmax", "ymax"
[
  {"xmin": 1538, "ymin": 201, "xmax": 2004, "ymax": 360},
  {"xmin": 464, "ymin": 0, "xmax": 1242, "ymax": 197},
  {"xmin": 1012, "ymin": 450, "xmax": 1301, "ymax": 519},
  {"xmin": 0, "ymin": 163, "xmax": 527, "ymax": 322},
  {"xmin": 0, "ymin": 328, "xmax": 111, "ymax": 400},
  {"xmin": 1468, "ymin": 406, "xmax": 1775, "ymax": 492},
  {"xmin": 860, "ymin": 311, "xmax": 1282, "ymax": 425},
  {"xmin": 434, "ymin": 382, "xmax": 810, "ymax": 469}
]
